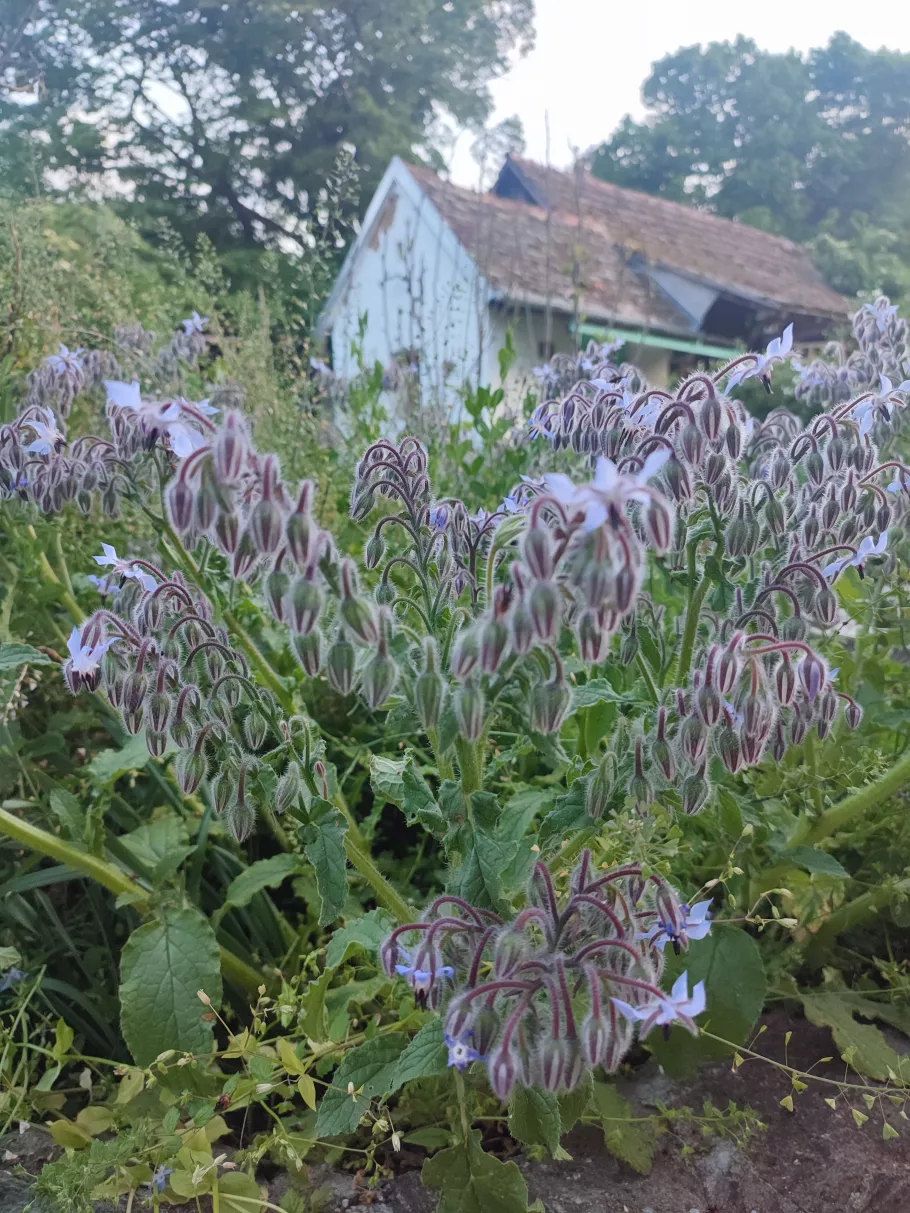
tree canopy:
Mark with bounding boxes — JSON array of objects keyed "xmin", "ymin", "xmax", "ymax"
[
  {"xmin": 1, "ymin": 0, "xmax": 534, "ymax": 251},
  {"xmin": 590, "ymin": 33, "xmax": 910, "ymax": 246}
]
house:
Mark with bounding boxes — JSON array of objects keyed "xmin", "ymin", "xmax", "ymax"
[{"xmin": 316, "ymin": 154, "xmax": 846, "ymax": 405}]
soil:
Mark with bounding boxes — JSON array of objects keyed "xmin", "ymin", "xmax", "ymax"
[{"xmin": 2, "ymin": 1010, "xmax": 908, "ymax": 1213}]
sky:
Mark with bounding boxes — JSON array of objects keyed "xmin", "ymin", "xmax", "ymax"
[{"xmin": 448, "ymin": 0, "xmax": 910, "ymax": 187}]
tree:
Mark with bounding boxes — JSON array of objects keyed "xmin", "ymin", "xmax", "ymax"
[
  {"xmin": 590, "ymin": 34, "xmax": 910, "ymax": 245},
  {"xmin": 0, "ymin": 0, "xmax": 534, "ymax": 251}
]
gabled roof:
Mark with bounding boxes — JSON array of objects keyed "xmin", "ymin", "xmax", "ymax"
[
  {"xmin": 500, "ymin": 156, "xmax": 846, "ymax": 320},
  {"xmin": 404, "ymin": 161, "xmax": 693, "ymax": 335}
]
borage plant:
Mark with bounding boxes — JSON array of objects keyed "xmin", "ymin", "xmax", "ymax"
[{"xmin": 2, "ymin": 296, "xmax": 910, "ymax": 1210}]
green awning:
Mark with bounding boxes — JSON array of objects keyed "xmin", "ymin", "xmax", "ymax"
[{"xmin": 575, "ymin": 323, "xmax": 737, "ymax": 361}]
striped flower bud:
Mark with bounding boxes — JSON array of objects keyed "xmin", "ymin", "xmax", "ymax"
[
  {"xmin": 585, "ymin": 757, "xmax": 614, "ymax": 820},
  {"xmin": 681, "ymin": 771, "xmax": 709, "ymax": 815},
  {"xmin": 680, "ymin": 714, "xmax": 707, "ymax": 763},
  {"xmin": 175, "ymin": 748, "xmax": 206, "ymax": 795},
  {"xmin": 214, "ymin": 509, "xmax": 240, "ymax": 555},
  {"xmin": 789, "ymin": 713, "xmax": 808, "ymax": 745},
  {"xmin": 539, "ymin": 1038, "xmax": 569, "ymax": 1093},
  {"xmin": 651, "ymin": 736, "xmax": 677, "ymax": 782},
  {"xmin": 243, "ymin": 707, "xmax": 269, "ymax": 750},
  {"xmin": 522, "ymin": 526, "xmax": 554, "ymax": 581},
  {"xmin": 265, "ymin": 568, "xmax": 290, "ymax": 622},
  {"xmin": 725, "ymin": 424, "xmax": 742, "ymax": 460},
  {"xmin": 293, "ymin": 631, "xmax": 322, "ymax": 676},
  {"xmin": 275, "ymin": 761, "xmax": 302, "ymax": 814},
  {"xmin": 645, "ymin": 498, "xmax": 673, "ymax": 554},
  {"xmin": 821, "ymin": 489, "xmax": 840, "ymax": 532},
  {"xmin": 415, "ymin": 642, "xmax": 444, "ymax": 731},
  {"xmin": 510, "ymin": 600, "xmax": 536, "ymax": 655},
  {"xmin": 480, "ymin": 617, "xmax": 510, "ymax": 674},
  {"xmin": 488, "ymin": 1044, "xmax": 518, "ymax": 1102},
  {"xmin": 780, "ymin": 614, "xmax": 806, "ymax": 642},
  {"xmin": 455, "ymin": 680, "xmax": 485, "ymax": 742},
  {"xmin": 775, "ymin": 655, "xmax": 796, "ymax": 705},
  {"xmin": 680, "ymin": 421, "xmax": 704, "ymax": 465},
  {"xmin": 627, "ymin": 769, "xmax": 653, "ymax": 811},
  {"xmin": 826, "ymin": 436, "xmax": 846, "ymax": 472},
  {"xmin": 167, "ymin": 478, "xmax": 194, "ymax": 533},
  {"xmin": 703, "ymin": 449, "xmax": 727, "ymax": 485},
  {"xmin": 145, "ymin": 728, "xmax": 168, "ymax": 757},
  {"xmin": 365, "ymin": 531, "xmax": 385, "ymax": 570},
  {"xmin": 815, "ymin": 588, "xmax": 838, "ymax": 626},
  {"xmin": 619, "ymin": 625, "xmax": 639, "ymax": 666},
  {"xmin": 695, "ymin": 683, "xmax": 722, "ymax": 726},
  {"xmin": 529, "ymin": 678, "xmax": 571, "ymax": 735},
  {"xmin": 529, "ymin": 580, "xmax": 561, "ymax": 642},
  {"xmin": 700, "ymin": 395, "xmax": 722, "ymax": 441},
  {"xmin": 577, "ymin": 609, "xmax": 606, "ymax": 664},
  {"xmin": 818, "ymin": 685, "xmax": 838, "ymax": 725},
  {"xmin": 249, "ymin": 496, "xmax": 284, "ymax": 556},
  {"xmin": 340, "ymin": 595, "xmax": 378, "ymax": 646},
  {"xmin": 214, "ymin": 412, "xmax": 248, "ymax": 483},
  {"xmin": 845, "ymin": 699, "xmax": 862, "ymax": 729},
  {"xmin": 581, "ymin": 1013, "xmax": 612, "ymax": 1067},
  {"xmin": 287, "ymin": 577, "xmax": 324, "ymax": 635},
  {"xmin": 232, "ymin": 530, "xmax": 259, "ymax": 581},
  {"xmin": 771, "ymin": 720, "xmax": 787, "ymax": 761},
  {"xmin": 326, "ymin": 637, "xmax": 356, "ymax": 694},
  {"xmin": 614, "ymin": 565, "xmax": 637, "ymax": 614},
  {"xmin": 798, "ymin": 652, "xmax": 826, "ymax": 704},
  {"xmin": 361, "ymin": 651, "xmax": 398, "ymax": 709},
  {"xmin": 451, "ymin": 627, "xmax": 479, "ymax": 682},
  {"xmin": 147, "ymin": 691, "xmax": 171, "ymax": 734},
  {"xmin": 717, "ymin": 726, "xmax": 742, "ymax": 773}
]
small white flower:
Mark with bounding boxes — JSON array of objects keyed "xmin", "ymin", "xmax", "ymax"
[
  {"xmin": 181, "ymin": 311, "xmax": 209, "ymax": 335},
  {"xmin": 94, "ymin": 544, "xmax": 157, "ymax": 592},
  {"xmin": 726, "ymin": 324, "xmax": 793, "ymax": 388},
  {"xmin": 22, "ymin": 408, "xmax": 64, "ymax": 455},
  {"xmin": 822, "ymin": 531, "xmax": 888, "ymax": 579}
]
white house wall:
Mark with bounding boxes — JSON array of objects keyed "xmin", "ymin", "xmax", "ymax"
[{"xmin": 324, "ymin": 163, "xmax": 494, "ymax": 419}]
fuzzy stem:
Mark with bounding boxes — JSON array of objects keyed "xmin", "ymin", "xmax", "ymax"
[
  {"xmin": 796, "ymin": 748, "xmax": 910, "ymax": 845},
  {"xmin": 344, "ymin": 833, "xmax": 411, "ymax": 923},
  {"xmin": 0, "ymin": 806, "xmax": 262, "ymax": 993},
  {"xmin": 455, "ymin": 737, "xmax": 485, "ymax": 799},
  {"xmin": 676, "ymin": 545, "xmax": 709, "ymax": 685}
]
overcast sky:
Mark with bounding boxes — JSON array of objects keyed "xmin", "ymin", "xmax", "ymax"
[{"xmin": 448, "ymin": 1, "xmax": 910, "ymax": 187}]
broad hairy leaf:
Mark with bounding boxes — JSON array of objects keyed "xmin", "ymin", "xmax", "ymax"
[
  {"xmin": 0, "ymin": 642, "xmax": 53, "ymax": 670},
  {"xmin": 325, "ymin": 907, "xmax": 394, "ymax": 969},
  {"xmin": 314, "ymin": 1035, "xmax": 408, "ymax": 1137},
  {"xmin": 119, "ymin": 816, "xmax": 190, "ymax": 875},
  {"xmin": 537, "ymin": 782, "xmax": 588, "ymax": 854},
  {"xmin": 223, "ymin": 853, "xmax": 302, "ymax": 911},
  {"xmin": 391, "ymin": 1019, "xmax": 450, "ymax": 1091},
  {"xmin": 592, "ymin": 1082, "xmax": 657, "ymax": 1175},
  {"xmin": 301, "ymin": 798, "xmax": 348, "ymax": 926},
  {"xmin": 49, "ymin": 788, "xmax": 85, "ymax": 840},
  {"xmin": 647, "ymin": 928, "xmax": 765, "ymax": 1078},
  {"xmin": 784, "ymin": 846, "xmax": 850, "ymax": 879},
  {"xmin": 422, "ymin": 1128, "xmax": 533, "ymax": 1213},
  {"xmin": 558, "ymin": 1073, "xmax": 593, "ymax": 1134},
  {"xmin": 89, "ymin": 736, "xmax": 152, "ymax": 784},
  {"xmin": 451, "ymin": 826, "xmax": 518, "ymax": 913},
  {"xmin": 508, "ymin": 1087, "xmax": 561, "ymax": 1156},
  {"xmin": 119, "ymin": 907, "xmax": 222, "ymax": 1066}
]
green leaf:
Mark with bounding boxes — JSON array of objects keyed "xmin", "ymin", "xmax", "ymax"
[
  {"xmin": 498, "ymin": 788, "xmax": 554, "ymax": 845},
  {"xmin": 422, "ymin": 1128, "xmax": 532, "ymax": 1213},
  {"xmin": 405, "ymin": 1127, "xmax": 453, "ymax": 1149},
  {"xmin": 52, "ymin": 1017, "xmax": 74, "ymax": 1061},
  {"xmin": 369, "ymin": 754, "xmax": 407, "ymax": 806},
  {"xmin": 119, "ymin": 907, "xmax": 222, "ymax": 1067},
  {"xmin": 558, "ymin": 1072, "xmax": 593, "ymax": 1133},
  {"xmin": 325, "ymin": 908, "xmax": 395, "ymax": 969},
  {"xmin": 647, "ymin": 928, "xmax": 766, "ymax": 1078},
  {"xmin": 0, "ymin": 946, "xmax": 21, "ymax": 970},
  {"xmin": 89, "ymin": 735, "xmax": 152, "ymax": 784},
  {"xmin": 49, "ymin": 788, "xmax": 85, "ymax": 840},
  {"xmin": 301, "ymin": 799, "xmax": 348, "ymax": 926},
  {"xmin": 571, "ymin": 679, "xmax": 626, "ymax": 708},
  {"xmin": 0, "ymin": 642, "xmax": 53, "ymax": 670},
  {"xmin": 223, "ymin": 854, "xmax": 302, "ymax": 911},
  {"xmin": 314, "ymin": 1035, "xmax": 409, "ymax": 1137},
  {"xmin": 592, "ymin": 1082, "xmax": 656, "ymax": 1175},
  {"xmin": 508, "ymin": 1087, "xmax": 562, "ymax": 1156},
  {"xmin": 537, "ymin": 782, "xmax": 588, "ymax": 853},
  {"xmin": 452, "ymin": 827, "xmax": 518, "ymax": 913},
  {"xmin": 784, "ymin": 846, "xmax": 850, "ymax": 879},
  {"xmin": 217, "ymin": 1170, "xmax": 264, "ymax": 1213},
  {"xmin": 119, "ymin": 816, "xmax": 189, "ymax": 874},
  {"xmin": 391, "ymin": 1019, "xmax": 450, "ymax": 1091},
  {"xmin": 801, "ymin": 992, "xmax": 910, "ymax": 1081},
  {"xmin": 299, "ymin": 970, "xmax": 333, "ymax": 1042}
]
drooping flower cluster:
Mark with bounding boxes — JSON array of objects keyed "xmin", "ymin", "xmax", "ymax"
[
  {"xmin": 795, "ymin": 297, "xmax": 910, "ymax": 410},
  {"xmin": 382, "ymin": 852, "xmax": 710, "ymax": 1101},
  {"xmin": 64, "ymin": 556, "xmax": 290, "ymax": 840},
  {"xmin": 531, "ymin": 339, "xmax": 647, "ymax": 401}
]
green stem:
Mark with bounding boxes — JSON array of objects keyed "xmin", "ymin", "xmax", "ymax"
[
  {"xmin": 676, "ymin": 545, "xmax": 709, "ymax": 686},
  {"xmin": 635, "ymin": 653, "xmax": 660, "ymax": 704},
  {"xmin": 797, "ymin": 748, "xmax": 910, "ymax": 845},
  {"xmin": 35, "ymin": 549, "xmax": 83, "ymax": 624},
  {"xmin": 53, "ymin": 530, "xmax": 76, "ymax": 599},
  {"xmin": 344, "ymin": 834, "xmax": 411, "ymax": 923},
  {"xmin": 453, "ymin": 1068, "xmax": 472, "ymax": 1144},
  {"xmin": 0, "ymin": 807, "xmax": 262, "ymax": 994},
  {"xmin": 803, "ymin": 733, "xmax": 824, "ymax": 817},
  {"xmin": 455, "ymin": 737, "xmax": 484, "ymax": 799},
  {"xmin": 429, "ymin": 729, "xmax": 456, "ymax": 782}
]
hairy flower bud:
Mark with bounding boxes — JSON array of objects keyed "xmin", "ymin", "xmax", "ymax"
[
  {"xmin": 416, "ymin": 657, "xmax": 445, "ymax": 731},
  {"xmin": 340, "ymin": 595, "xmax": 378, "ymax": 646},
  {"xmin": 681, "ymin": 771, "xmax": 709, "ymax": 815},
  {"xmin": 619, "ymin": 625, "xmax": 639, "ymax": 667},
  {"xmin": 716, "ymin": 726, "xmax": 742, "ymax": 773},
  {"xmin": 147, "ymin": 691, "xmax": 171, "ymax": 734},
  {"xmin": 700, "ymin": 396, "xmax": 722, "ymax": 442},
  {"xmin": 361, "ymin": 650, "xmax": 398, "ymax": 709},
  {"xmin": 326, "ymin": 637, "xmax": 356, "ymax": 694},
  {"xmin": 695, "ymin": 683, "xmax": 722, "ymax": 727},
  {"xmin": 725, "ymin": 424, "xmax": 742, "ymax": 461},
  {"xmin": 145, "ymin": 727, "xmax": 168, "ymax": 757},
  {"xmin": 522, "ymin": 526, "xmax": 554, "ymax": 581},
  {"xmin": 645, "ymin": 499, "xmax": 673, "ymax": 554},
  {"xmin": 679, "ymin": 714, "xmax": 707, "ymax": 763},
  {"xmin": 455, "ymin": 680, "xmax": 485, "ymax": 742},
  {"xmin": 175, "ymin": 748, "xmax": 206, "ymax": 795},
  {"xmin": 214, "ymin": 413, "xmax": 248, "ymax": 483},
  {"xmin": 365, "ymin": 531, "xmax": 385, "ymax": 570},
  {"xmin": 265, "ymin": 568, "xmax": 290, "ymax": 622},
  {"xmin": 232, "ymin": 530, "xmax": 259, "ymax": 581},
  {"xmin": 249, "ymin": 496, "xmax": 284, "ymax": 556},
  {"xmin": 451, "ymin": 627, "xmax": 479, "ymax": 681},
  {"xmin": 627, "ymin": 769, "xmax": 653, "ymax": 811},
  {"xmin": 815, "ymin": 587, "xmax": 838, "ymax": 626},
  {"xmin": 680, "ymin": 421, "xmax": 704, "ymax": 465},
  {"xmin": 845, "ymin": 699, "xmax": 862, "ymax": 729},
  {"xmin": 167, "ymin": 478, "xmax": 195, "ymax": 533},
  {"xmin": 243, "ymin": 707, "xmax": 268, "ymax": 750},
  {"xmin": 529, "ymin": 580, "xmax": 561, "ymax": 642},
  {"xmin": 292, "ymin": 631, "xmax": 322, "ymax": 676},
  {"xmin": 480, "ymin": 617, "xmax": 510, "ymax": 674},
  {"xmin": 510, "ymin": 599, "xmax": 536, "ymax": 655},
  {"xmin": 275, "ymin": 760, "xmax": 302, "ymax": 814},
  {"xmin": 530, "ymin": 678, "xmax": 571, "ymax": 735},
  {"xmin": 651, "ymin": 736, "xmax": 677, "ymax": 782},
  {"xmin": 775, "ymin": 655, "xmax": 796, "ymax": 705},
  {"xmin": 798, "ymin": 652, "xmax": 826, "ymax": 704},
  {"xmin": 214, "ymin": 509, "xmax": 240, "ymax": 555},
  {"xmin": 287, "ymin": 577, "xmax": 324, "ymax": 635},
  {"xmin": 488, "ymin": 1044, "xmax": 517, "ymax": 1102}
]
